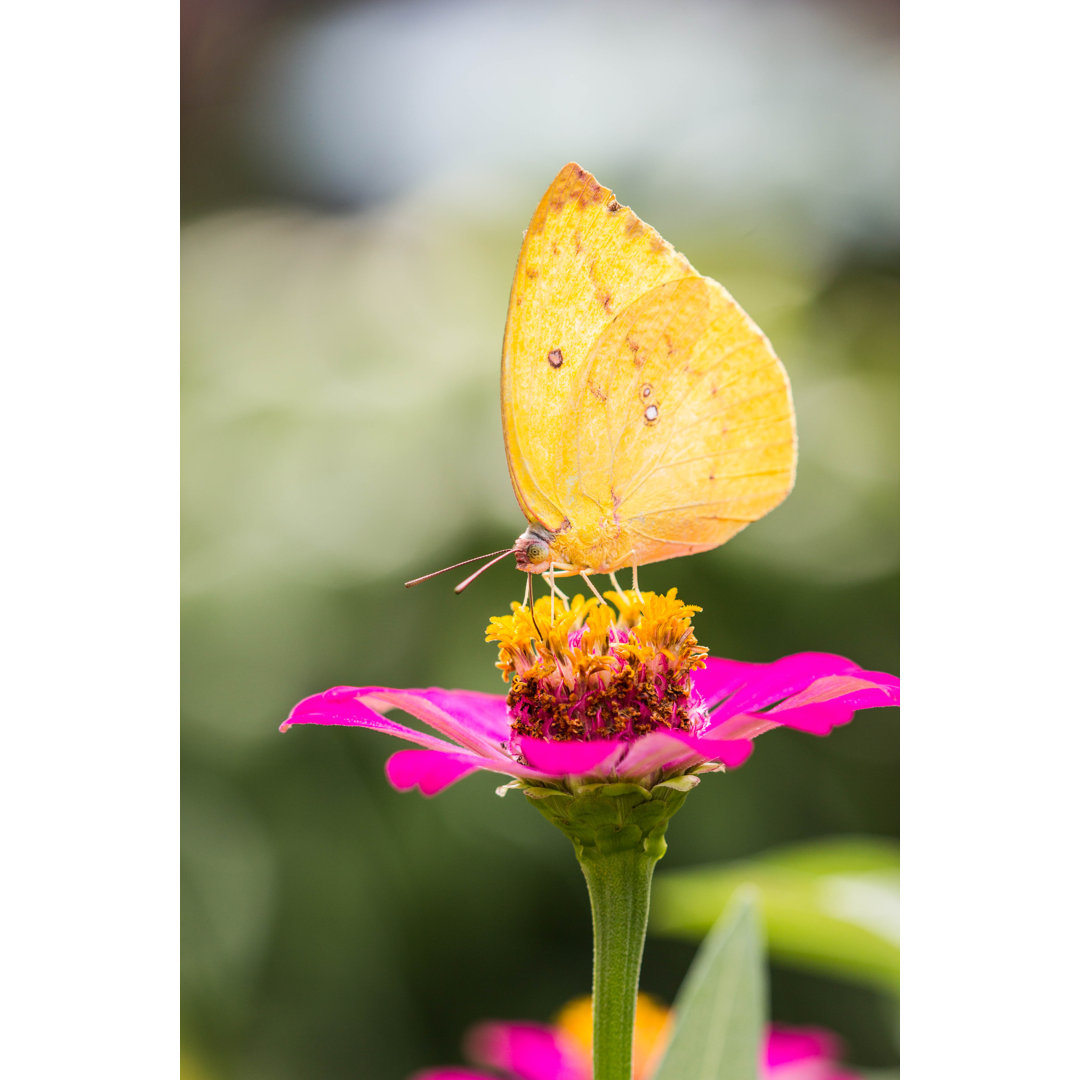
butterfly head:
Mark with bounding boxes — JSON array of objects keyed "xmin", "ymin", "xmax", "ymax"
[{"xmin": 513, "ymin": 525, "xmax": 555, "ymax": 573}]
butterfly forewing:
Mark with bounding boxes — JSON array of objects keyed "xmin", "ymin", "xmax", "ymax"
[{"xmin": 501, "ymin": 164, "xmax": 696, "ymax": 530}]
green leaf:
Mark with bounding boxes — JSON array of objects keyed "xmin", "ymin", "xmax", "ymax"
[
  {"xmin": 651, "ymin": 888, "xmax": 766, "ymax": 1080},
  {"xmin": 652, "ymin": 837, "xmax": 899, "ymax": 993}
]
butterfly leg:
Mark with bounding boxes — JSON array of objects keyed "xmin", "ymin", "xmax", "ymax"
[
  {"xmin": 544, "ymin": 568, "xmax": 570, "ymax": 604},
  {"xmin": 544, "ymin": 567, "xmax": 557, "ymax": 619},
  {"xmin": 632, "ymin": 562, "xmax": 641, "ymax": 599},
  {"xmin": 607, "ymin": 572, "xmax": 628, "ymax": 602},
  {"xmin": 579, "ymin": 571, "xmax": 606, "ymax": 605}
]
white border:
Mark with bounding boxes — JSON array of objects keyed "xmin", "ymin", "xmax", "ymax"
[
  {"xmin": 904, "ymin": 2, "xmax": 1077, "ymax": 1073},
  {"xmin": 3, "ymin": 3, "xmax": 177, "ymax": 1074}
]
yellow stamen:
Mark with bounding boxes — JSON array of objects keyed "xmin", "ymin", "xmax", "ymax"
[{"xmin": 485, "ymin": 589, "xmax": 707, "ymax": 686}]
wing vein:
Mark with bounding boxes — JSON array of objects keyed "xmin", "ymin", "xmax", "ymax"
[
  {"xmin": 620, "ymin": 442, "xmax": 792, "ymax": 481},
  {"xmin": 616, "ymin": 336, "xmax": 761, "ymax": 503}
]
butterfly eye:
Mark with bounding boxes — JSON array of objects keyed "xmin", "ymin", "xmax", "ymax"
[{"xmin": 526, "ymin": 541, "xmax": 548, "ymax": 563}]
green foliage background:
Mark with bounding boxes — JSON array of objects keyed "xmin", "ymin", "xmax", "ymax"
[{"xmin": 182, "ymin": 2, "xmax": 898, "ymax": 1077}]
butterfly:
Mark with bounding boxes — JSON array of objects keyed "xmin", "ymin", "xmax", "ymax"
[{"xmin": 409, "ymin": 163, "xmax": 796, "ymax": 598}]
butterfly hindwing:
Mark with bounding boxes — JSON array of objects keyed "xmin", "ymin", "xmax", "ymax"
[{"xmin": 571, "ymin": 276, "xmax": 795, "ymax": 568}]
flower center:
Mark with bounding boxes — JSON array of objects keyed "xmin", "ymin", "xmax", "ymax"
[{"xmin": 486, "ymin": 589, "xmax": 709, "ymax": 745}]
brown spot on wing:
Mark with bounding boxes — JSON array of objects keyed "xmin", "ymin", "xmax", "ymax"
[
  {"xmin": 579, "ymin": 173, "xmax": 604, "ymax": 203},
  {"xmin": 547, "ymin": 348, "xmax": 564, "ymax": 368}
]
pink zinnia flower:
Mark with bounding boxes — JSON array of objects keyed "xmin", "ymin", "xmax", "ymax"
[
  {"xmin": 411, "ymin": 993, "xmax": 861, "ymax": 1079},
  {"xmin": 282, "ymin": 590, "xmax": 898, "ymax": 797}
]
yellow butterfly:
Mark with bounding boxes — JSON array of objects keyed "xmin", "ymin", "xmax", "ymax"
[{"xmin": 410, "ymin": 163, "xmax": 796, "ymax": 597}]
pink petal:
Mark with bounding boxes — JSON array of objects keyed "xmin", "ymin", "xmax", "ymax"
[
  {"xmin": 765, "ymin": 1025, "xmax": 840, "ymax": 1068},
  {"xmin": 615, "ymin": 730, "xmax": 709, "ymax": 777},
  {"xmin": 467, "ymin": 1021, "xmax": 588, "ymax": 1080},
  {"xmin": 385, "ymin": 749, "xmax": 491, "ymax": 796},
  {"xmin": 362, "ymin": 688, "xmax": 511, "ymax": 760},
  {"xmin": 706, "ymin": 653, "xmax": 866, "ymax": 722},
  {"xmin": 664, "ymin": 729, "xmax": 756, "ymax": 769},
  {"xmin": 412, "ymin": 1070, "xmax": 502, "ymax": 1080},
  {"xmin": 693, "ymin": 657, "xmax": 786, "ymax": 709},
  {"xmin": 402, "ymin": 687, "xmax": 513, "ymax": 743},
  {"xmin": 411, "ymin": 1070, "xmax": 500, "ymax": 1080},
  {"xmin": 281, "ymin": 687, "xmax": 464, "ymax": 754},
  {"xmin": 709, "ymin": 713, "xmax": 784, "ymax": 740},
  {"xmin": 756, "ymin": 674, "xmax": 899, "ymax": 736},
  {"xmin": 515, "ymin": 737, "xmax": 626, "ymax": 778},
  {"xmin": 764, "ymin": 1024, "xmax": 859, "ymax": 1079},
  {"xmin": 612, "ymin": 729, "xmax": 755, "ymax": 775},
  {"xmin": 779, "ymin": 673, "xmax": 899, "ymax": 711}
]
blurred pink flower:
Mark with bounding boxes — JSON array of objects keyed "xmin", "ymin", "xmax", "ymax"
[
  {"xmin": 282, "ymin": 591, "xmax": 898, "ymax": 796},
  {"xmin": 410, "ymin": 994, "xmax": 861, "ymax": 1079}
]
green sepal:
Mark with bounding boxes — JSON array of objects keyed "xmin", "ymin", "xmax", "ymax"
[
  {"xmin": 514, "ymin": 784, "xmax": 572, "ymax": 801},
  {"xmin": 653, "ymin": 774, "xmax": 700, "ymax": 793},
  {"xmin": 586, "ymin": 782, "xmax": 653, "ymax": 799},
  {"xmin": 524, "ymin": 778, "xmax": 690, "ymax": 860}
]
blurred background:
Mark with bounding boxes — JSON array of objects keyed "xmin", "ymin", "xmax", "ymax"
[{"xmin": 181, "ymin": 1, "xmax": 898, "ymax": 1077}]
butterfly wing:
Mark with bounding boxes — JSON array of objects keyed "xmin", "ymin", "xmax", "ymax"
[
  {"xmin": 502, "ymin": 163, "xmax": 795, "ymax": 574},
  {"xmin": 572, "ymin": 276, "xmax": 796, "ymax": 570},
  {"xmin": 501, "ymin": 163, "xmax": 696, "ymax": 531}
]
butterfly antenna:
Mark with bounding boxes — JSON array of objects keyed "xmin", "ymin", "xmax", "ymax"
[
  {"xmin": 453, "ymin": 548, "xmax": 517, "ymax": 594},
  {"xmin": 405, "ymin": 549, "xmax": 512, "ymax": 589}
]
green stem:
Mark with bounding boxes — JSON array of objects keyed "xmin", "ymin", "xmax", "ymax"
[
  {"xmin": 522, "ymin": 780, "xmax": 691, "ymax": 1079},
  {"xmin": 577, "ymin": 845, "xmax": 658, "ymax": 1080}
]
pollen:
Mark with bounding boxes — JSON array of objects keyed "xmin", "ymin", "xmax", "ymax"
[{"xmin": 485, "ymin": 589, "xmax": 709, "ymax": 745}]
